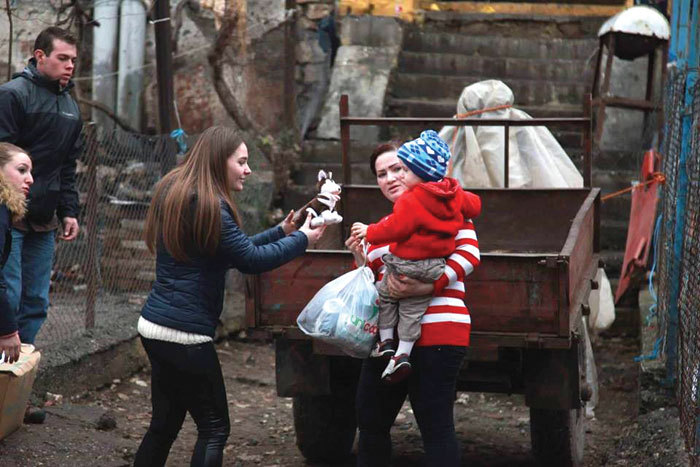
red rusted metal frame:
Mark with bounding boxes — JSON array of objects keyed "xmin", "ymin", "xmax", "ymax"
[
  {"xmin": 560, "ymin": 189, "xmax": 600, "ymax": 337},
  {"xmin": 338, "ymin": 94, "xmax": 593, "ymax": 188}
]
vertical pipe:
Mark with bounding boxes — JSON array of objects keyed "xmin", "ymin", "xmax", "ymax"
[
  {"xmin": 284, "ymin": 0, "xmax": 296, "ymax": 130},
  {"xmin": 92, "ymin": 0, "xmax": 120, "ymax": 133},
  {"xmin": 5, "ymin": 0, "xmax": 12, "ymax": 82},
  {"xmin": 117, "ymin": 0, "xmax": 146, "ymax": 130},
  {"xmin": 84, "ymin": 123, "xmax": 98, "ymax": 329},
  {"xmin": 503, "ymin": 123, "xmax": 510, "ymax": 188},
  {"xmin": 340, "ymin": 94, "xmax": 351, "ymax": 186},
  {"xmin": 666, "ymin": 0, "xmax": 696, "ymax": 387},
  {"xmin": 596, "ymin": 34, "xmax": 616, "ymax": 145},
  {"xmin": 154, "ymin": 0, "xmax": 176, "ymax": 174},
  {"xmin": 583, "ymin": 93, "xmax": 592, "ymax": 187},
  {"xmin": 591, "ymin": 37, "xmax": 604, "ymax": 100}
]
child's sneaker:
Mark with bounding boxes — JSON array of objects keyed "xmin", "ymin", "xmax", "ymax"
[
  {"xmin": 369, "ymin": 339, "xmax": 396, "ymax": 358},
  {"xmin": 370, "ymin": 339, "xmax": 395, "ymax": 359},
  {"xmin": 381, "ymin": 354, "xmax": 412, "ymax": 384}
]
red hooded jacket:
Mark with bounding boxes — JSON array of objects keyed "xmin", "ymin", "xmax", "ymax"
[{"xmin": 366, "ymin": 177, "xmax": 481, "ymax": 260}]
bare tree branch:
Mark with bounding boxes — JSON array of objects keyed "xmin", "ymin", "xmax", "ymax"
[
  {"xmin": 76, "ymin": 97, "xmax": 140, "ymax": 133},
  {"xmin": 171, "ymin": 0, "xmax": 189, "ymax": 53},
  {"xmin": 206, "ymin": 3, "xmax": 264, "ymax": 135}
]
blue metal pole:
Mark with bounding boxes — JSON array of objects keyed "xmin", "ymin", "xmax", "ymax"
[{"xmin": 666, "ymin": 0, "xmax": 698, "ymax": 387}]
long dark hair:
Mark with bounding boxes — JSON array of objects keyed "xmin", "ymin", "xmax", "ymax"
[{"xmin": 144, "ymin": 126, "xmax": 244, "ymax": 262}]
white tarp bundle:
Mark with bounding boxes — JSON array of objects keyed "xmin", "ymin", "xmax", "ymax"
[
  {"xmin": 438, "ymin": 80, "xmax": 583, "ymax": 189},
  {"xmin": 439, "ymin": 80, "xmax": 614, "ymax": 331}
]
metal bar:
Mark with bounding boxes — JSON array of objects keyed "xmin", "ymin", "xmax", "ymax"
[
  {"xmin": 84, "ymin": 123, "xmax": 99, "ymax": 329},
  {"xmin": 667, "ymin": 0, "xmax": 695, "ymax": 389},
  {"xmin": 154, "ymin": 0, "xmax": 176, "ymax": 174},
  {"xmin": 340, "ymin": 95, "xmax": 351, "ymax": 186},
  {"xmin": 504, "ymin": 123, "xmax": 510, "ymax": 188},
  {"xmin": 591, "ymin": 37, "xmax": 604, "ymax": 100},
  {"xmin": 596, "ymin": 33, "xmax": 616, "ymax": 144},
  {"xmin": 583, "ymin": 93, "xmax": 593, "ymax": 187},
  {"xmin": 283, "ymin": 0, "xmax": 296, "ymax": 129},
  {"xmin": 339, "ymin": 117, "xmax": 589, "ymax": 127},
  {"xmin": 643, "ymin": 49, "xmax": 657, "ymax": 148},
  {"xmin": 592, "ymin": 96, "xmax": 659, "ymax": 111},
  {"xmin": 658, "ymin": 44, "xmax": 670, "ymax": 151}
]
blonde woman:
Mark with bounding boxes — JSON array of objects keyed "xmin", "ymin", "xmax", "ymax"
[{"xmin": 0, "ymin": 143, "xmax": 33, "ymax": 364}]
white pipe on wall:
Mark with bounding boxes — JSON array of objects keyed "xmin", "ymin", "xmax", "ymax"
[
  {"xmin": 92, "ymin": 0, "xmax": 120, "ymax": 132},
  {"xmin": 116, "ymin": 0, "xmax": 147, "ymax": 131}
]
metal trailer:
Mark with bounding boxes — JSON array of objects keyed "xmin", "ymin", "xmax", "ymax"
[{"xmin": 245, "ymin": 95, "xmax": 600, "ymax": 466}]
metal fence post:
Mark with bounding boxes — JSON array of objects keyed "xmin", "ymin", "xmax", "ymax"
[{"xmin": 84, "ymin": 123, "xmax": 99, "ymax": 329}]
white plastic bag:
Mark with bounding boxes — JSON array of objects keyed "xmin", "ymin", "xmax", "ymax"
[
  {"xmin": 297, "ymin": 266, "xmax": 379, "ymax": 358},
  {"xmin": 588, "ymin": 268, "xmax": 616, "ymax": 332}
]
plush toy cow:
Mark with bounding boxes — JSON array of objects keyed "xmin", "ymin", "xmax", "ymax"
[{"xmin": 293, "ymin": 170, "xmax": 343, "ymax": 229}]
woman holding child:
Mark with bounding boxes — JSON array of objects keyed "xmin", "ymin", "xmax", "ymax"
[
  {"xmin": 345, "ymin": 131, "xmax": 481, "ymax": 467},
  {"xmin": 134, "ymin": 126, "xmax": 325, "ymax": 467}
]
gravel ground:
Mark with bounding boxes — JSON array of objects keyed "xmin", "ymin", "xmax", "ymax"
[{"xmin": 0, "ymin": 329, "xmax": 688, "ymax": 467}]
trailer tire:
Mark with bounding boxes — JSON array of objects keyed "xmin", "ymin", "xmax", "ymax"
[
  {"xmin": 530, "ymin": 407, "xmax": 585, "ymax": 467},
  {"xmin": 293, "ymin": 393, "xmax": 357, "ymax": 463}
]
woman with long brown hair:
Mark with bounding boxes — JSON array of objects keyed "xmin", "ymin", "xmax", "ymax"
[{"xmin": 135, "ymin": 126, "xmax": 325, "ymax": 467}]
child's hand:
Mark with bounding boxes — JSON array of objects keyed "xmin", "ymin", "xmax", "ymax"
[{"xmin": 351, "ymin": 222, "xmax": 368, "ymax": 239}]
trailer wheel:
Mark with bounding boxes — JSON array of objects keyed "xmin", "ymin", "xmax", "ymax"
[
  {"xmin": 293, "ymin": 393, "xmax": 356, "ymax": 463},
  {"xmin": 530, "ymin": 406, "xmax": 585, "ymax": 467},
  {"xmin": 292, "ymin": 356, "xmax": 360, "ymax": 463}
]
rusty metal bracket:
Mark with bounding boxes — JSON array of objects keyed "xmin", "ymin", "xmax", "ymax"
[{"xmin": 525, "ymin": 333, "xmax": 544, "ymax": 348}]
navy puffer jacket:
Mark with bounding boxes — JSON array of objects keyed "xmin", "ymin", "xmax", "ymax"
[{"xmin": 141, "ymin": 202, "xmax": 308, "ymax": 336}]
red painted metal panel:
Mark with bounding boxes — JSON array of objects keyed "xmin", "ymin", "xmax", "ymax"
[{"xmin": 615, "ymin": 150, "xmax": 661, "ymax": 302}]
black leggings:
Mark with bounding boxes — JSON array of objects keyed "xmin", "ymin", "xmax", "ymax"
[
  {"xmin": 134, "ymin": 337, "xmax": 230, "ymax": 467},
  {"xmin": 356, "ymin": 345, "xmax": 467, "ymax": 467}
]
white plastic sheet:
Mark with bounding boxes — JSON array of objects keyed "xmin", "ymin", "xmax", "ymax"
[{"xmin": 438, "ymin": 80, "xmax": 583, "ymax": 189}]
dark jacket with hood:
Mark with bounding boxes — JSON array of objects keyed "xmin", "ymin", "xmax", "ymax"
[
  {"xmin": 0, "ymin": 58, "xmax": 81, "ymax": 227},
  {"xmin": 0, "ymin": 177, "xmax": 27, "ymax": 336},
  {"xmin": 141, "ymin": 202, "xmax": 309, "ymax": 337}
]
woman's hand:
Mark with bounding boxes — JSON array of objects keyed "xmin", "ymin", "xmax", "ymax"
[
  {"xmin": 299, "ymin": 213, "xmax": 327, "ymax": 247},
  {"xmin": 280, "ymin": 210, "xmax": 296, "ymax": 235},
  {"xmin": 345, "ymin": 234, "xmax": 366, "ymax": 266},
  {"xmin": 384, "ymin": 273, "xmax": 433, "ymax": 299},
  {"xmin": 0, "ymin": 332, "xmax": 21, "ymax": 364},
  {"xmin": 351, "ymin": 222, "xmax": 368, "ymax": 239}
]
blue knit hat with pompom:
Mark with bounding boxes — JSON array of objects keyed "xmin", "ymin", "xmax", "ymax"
[{"xmin": 397, "ymin": 130, "xmax": 451, "ymax": 182}]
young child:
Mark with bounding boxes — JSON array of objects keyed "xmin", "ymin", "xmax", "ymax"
[{"xmin": 351, "ymin": 130, "xmax": 481, "ymax": 383}]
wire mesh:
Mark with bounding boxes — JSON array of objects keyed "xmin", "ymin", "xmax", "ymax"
[
  {"xmin": 33, "ymin": 127, "xmax": 178, "ymax": 348},
  {"xmin": 678, "ymin": 80, "xmax": 700, "ymax": 460},
  {"xmin": 656, "ymin": 66, "xmax": 686, "ymax": 361}
]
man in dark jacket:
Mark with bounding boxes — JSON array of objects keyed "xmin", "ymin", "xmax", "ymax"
[{"xmin": 0, "ymin": 27, "xmax": 81, "ymax": 346}]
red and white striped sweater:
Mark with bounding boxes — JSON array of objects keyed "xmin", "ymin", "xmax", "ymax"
[{"xmin": 365, "ymin": 218, "xmax": 480, "ymax": 347}]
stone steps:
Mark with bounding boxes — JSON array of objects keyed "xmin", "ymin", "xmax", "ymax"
[
  {"xmin": 391, "ymin": 73, "xmax": 587, "ymax": 106},
  {"xmin": 402, "ymin": 30, "xmax": 598, "ymax": 61},
  {"xmin": 398, "ymin": 52, "xmax": 589, "ymax": 83}
]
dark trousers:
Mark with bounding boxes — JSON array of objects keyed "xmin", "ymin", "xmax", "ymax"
[
  {"xmin": 356, "ymin": 345, "xmax": 467, "ymax": 467},
  {"xmin": 135, "ymin": 337, "xmax": 230, "ymax": 467}
]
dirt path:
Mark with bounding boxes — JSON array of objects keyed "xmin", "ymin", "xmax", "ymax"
[{"xmin": 0, "ymin": 335, "xmax": 681, "ymax": 467}]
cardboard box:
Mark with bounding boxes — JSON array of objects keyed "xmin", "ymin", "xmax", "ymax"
[{"xmin": 0, "ymin": 344, "xmax": 41, "ymax": 440}]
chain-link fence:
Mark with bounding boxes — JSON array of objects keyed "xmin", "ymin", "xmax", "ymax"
[
  {"xmin": 34, "ymin": 125, "xmax": 178, "ymax": 348},
  {"xmin": 656, "ymin": 66, "xmax": 686, "ymax": 365},
  {"xmin": 657, "ymin": 68, "xmax": 700, "ymax": 461}
]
